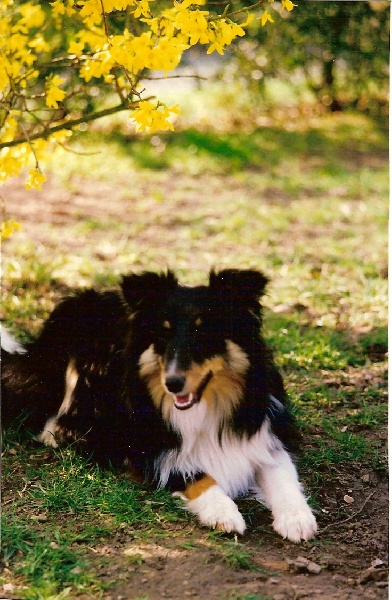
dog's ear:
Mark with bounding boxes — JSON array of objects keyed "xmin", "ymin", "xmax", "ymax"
[
  {"xmin": 121, "ymin": 271, "xmax": 178, "ymax": 311},
  {"xmin": 209, "ymin": 269, "xmax": 269, "ymax": 305}
]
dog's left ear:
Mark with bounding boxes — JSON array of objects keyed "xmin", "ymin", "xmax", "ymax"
[
  {"xmin": 121, "ymin": 271, "xmax": 178, "ymax": 312},
  {"xmin": 209, "ymin": 269, "xmax": 269, "ymax": 305}
]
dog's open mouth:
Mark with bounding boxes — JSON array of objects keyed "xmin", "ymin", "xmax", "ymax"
[
  {"xmin": 173, "ymin": 371, "xmax": 213, "ymax": 410},
  {"xmin": 174, "ymin": 392, "xmax": 195, "ymax": 410}
]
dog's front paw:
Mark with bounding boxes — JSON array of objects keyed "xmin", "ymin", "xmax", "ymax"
[
  {"xmin": 273, "ymin": 506, "xmax": 317, "ymax": 543},
  {"xmin": 186, "ymin": 485, "xmax": 246, "ymax": 534}
]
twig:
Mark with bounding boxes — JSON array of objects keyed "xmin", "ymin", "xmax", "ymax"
[
  {"xmin": 56, "ymin": 141, "xmax": 101, "ymax": 156},
  {"xmin": 0, "ymin": 99, "xmax": 150, "ymax": 149},
  {"xmin": 320, "ymin": 491, "xmax": 376, "ymax": 533},
  {"xmin": 208, "ymin": 0, "xmax": 266, "ymax": 21},
  {"xmin": 143, "ymin": 74, "xmax": 207, "ymax": 81},
  {"xmin": 99, "ymin": 0, "xmax": 110, "ymax": 40}
]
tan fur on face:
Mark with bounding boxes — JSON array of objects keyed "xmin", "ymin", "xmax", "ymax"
[
  {"xmin": 138, "ymin": 341, "xmax": 250, "ymax": 422},
  {"xmin": 138, "ymin": 344, "xmax": 167, "ymax": 414}
]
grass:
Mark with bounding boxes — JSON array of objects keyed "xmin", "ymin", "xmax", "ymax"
[
  {"xmin": 1, "ymin": 107, "xmax": 388, "ymax": 598},
  {"xmin": 2, "ymin": 431, "xmax": 189, "ymax": 598}
]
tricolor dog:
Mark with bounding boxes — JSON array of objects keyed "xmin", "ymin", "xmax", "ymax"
[{"xmin": 2, "ymin": 269, "xmax": 317, "ymax": 542}]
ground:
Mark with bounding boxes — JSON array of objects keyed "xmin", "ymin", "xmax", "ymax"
[{"xmin": 1, "ymin": 114, "xmax": 388, "ymax": 599}]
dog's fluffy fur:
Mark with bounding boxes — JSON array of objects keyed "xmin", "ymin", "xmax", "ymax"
[{"xmin": 2, "ymin": 269, "xmax": 317, "ymax": 542}]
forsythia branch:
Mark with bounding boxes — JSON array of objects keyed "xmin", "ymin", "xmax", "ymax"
[
  {"xmin": 0, "ymin": 0, "xmax": 294, "ymax": 196},
  {"xmin": 0, "ymin": 100, "xmax": 141, "ymax": 150}
]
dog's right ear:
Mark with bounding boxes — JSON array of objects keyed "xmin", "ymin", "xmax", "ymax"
[
  {"xmin": 121, "ymin": 271, "xmax": 178, "ymax": 312},
  {"xmin": 209, "ymin": 269, "xmax": 269, "ymax": 305}
]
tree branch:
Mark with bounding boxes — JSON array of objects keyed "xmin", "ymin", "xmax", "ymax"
[{"xmin": 0, "ymin": 100, "xmax": 147, "ymax": 150}]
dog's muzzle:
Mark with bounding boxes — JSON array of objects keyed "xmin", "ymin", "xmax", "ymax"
[{"xmin": 165, "ymin": 370, "xmax": 213, "ymax": 410}]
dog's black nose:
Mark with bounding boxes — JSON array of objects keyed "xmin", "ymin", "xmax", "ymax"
[{"xmin": 165, "ymin": 375, "xmax": 186, "ymax": 394}]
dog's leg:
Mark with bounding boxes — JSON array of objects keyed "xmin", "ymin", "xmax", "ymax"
[
  {"xmin": 37, "ymin": 359, "xmax": 78, "ymax": 447},
  {"xmin": 255, "ymin": 448, "xmax": 317, "ymax": 543},
  {"xmin": 176, "ymin": 475, "xmax": 246, "ymax": 534}
]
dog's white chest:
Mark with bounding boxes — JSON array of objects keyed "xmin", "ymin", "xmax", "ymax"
[{"xmin": 156, "ymin": 400, "xmax": 280, "ymax": 498}]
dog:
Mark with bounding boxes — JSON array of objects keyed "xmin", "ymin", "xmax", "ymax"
[{"xmin": 2, "ymin": 269, "xmax": 317, "ymax": 542}]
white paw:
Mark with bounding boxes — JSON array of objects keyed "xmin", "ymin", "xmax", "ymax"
[
  {"xmin": 272, "ymin": 506, "xmax": 318, "ymax": 543},
  {"xmin": 187, "ymin": 485, "xmax": 246, "ymax": 534},
  {"xmin": 37, "ymin": 417, "xmax": 59, "ymax": 448}
]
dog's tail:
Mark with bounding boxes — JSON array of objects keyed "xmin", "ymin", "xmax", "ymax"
[
  {"xmin": 1, "ymin": 325, "xmax": 27, "ymax": 355},
  {"xmin": 1, "ymin": 325, "xmax": 33, "ymax": 429}
]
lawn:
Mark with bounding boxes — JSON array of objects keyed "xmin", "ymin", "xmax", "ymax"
[{"xmin": 1, "ymin": 108, "xmax": 388, "ymax": 599}]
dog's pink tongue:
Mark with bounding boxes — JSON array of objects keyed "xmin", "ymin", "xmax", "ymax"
[
  {"xmin": 175, "ymin": 394, "xmax": 191, "ymax": 405},
  {"xmin": 174, "ymin": 393, "xmax": 195, "ymax": 409}
]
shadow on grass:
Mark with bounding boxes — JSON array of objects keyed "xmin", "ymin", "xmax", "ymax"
[{"xmin": 107, "ymin": 118, "xmax": 388, "ymax": 173}]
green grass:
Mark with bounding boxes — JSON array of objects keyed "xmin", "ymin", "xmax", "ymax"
[
  {"xmin": 2, "ymin": 433, "xmax": 189, "ymax": 598},
  {"xmin": 2, "ymin": 109, "xmax": 388, "ymax": 598}
]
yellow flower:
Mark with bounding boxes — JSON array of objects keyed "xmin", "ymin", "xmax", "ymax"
[
  {"xmin": 50, "ymin": 0, "xmax": 76, "ymax": 18},
  {"xmin": 50, "ymin": 130, "xmax": 73, "ymax": 144},
  {"xmin": 174, "ymin": 8, "xmax": 211, "ymax": 45},
  {"xmin": 103, "ymin": 0, "xmax": 136, "ymax": 11},
  {"xmin": 261, "ymin": 10, "xmax": 274, "ymax": 26},
  {"xmin": 68, "ymin": 40, "xmax": 85, "ymax": 55},
  {"xmin": 0, "ymin": 146, "xmax": 29, "ymax": 183},
  {"xmin": 132, "ymin": 101, "xmax": 180, "ymax": 133},
  {"xmin": 1, "ymin": 220, "xmax": 21, "ymax": 240},
  {"xmin": 45, "ymin": 75, "xmax": 66, "ymax": 108},
  {"xmin": 80, "ymin": 50, "xmax": 114, "ymax": 81},
  {"xmin": 19, "ymin": 3, "xmax": 46, "ymax": 29},
  {"xmin": 28, "ymin": 35, "xmax": 50, "ymax": 53},
  {"xmin": 25, "ymin": 168, "xmax": 47, "ymax": 190},
  {"xmin": 241, "ymin": 14, "xmax": 255, "ymax": 28},
  {"xmin": 207, "ymin": 19, "xmax": 245, "ymax": 54},
  {"xmin": 133, "ymin": 0, "xmax": 152, "ymax": 19},
  {"xmin": 281, "ymin": 0, "xmax": 296, "ymax": 11},
  {"xmin": 152, "ymin": 37, "xmax": 189, "ymax": 73}
]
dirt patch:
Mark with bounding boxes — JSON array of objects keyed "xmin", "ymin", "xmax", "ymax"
[
  {"xmin": 2, "ymin": 456, "xmax": 388, "ymax": 600},
  {"xmin": 82, "ymin": 471, "xmax": 388, "ymax": 600}
]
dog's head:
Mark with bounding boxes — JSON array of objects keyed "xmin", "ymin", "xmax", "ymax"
[{"xmin": 121, "ymin": 269, "xmax": 268, "ymax": 417}]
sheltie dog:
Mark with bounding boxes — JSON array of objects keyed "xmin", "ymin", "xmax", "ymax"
[{"xmin": 2, "ymin": 269, "xmax": 317, "ymax": 542}]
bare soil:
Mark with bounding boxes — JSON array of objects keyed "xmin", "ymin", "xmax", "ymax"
[
  {"xmin": 88, "ymin": 459, "xmax": 389, "ymax": 600},
  {"xmin": 2, "ymin": 171, "xmax": 388, "ymax": 600}
]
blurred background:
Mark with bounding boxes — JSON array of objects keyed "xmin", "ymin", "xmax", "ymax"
[{"xmin": 2, "ymin": 0, "xmax": 389, "ymax": 339}]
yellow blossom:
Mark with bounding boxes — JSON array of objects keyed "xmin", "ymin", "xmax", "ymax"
[
  {"xmin": 207, "ymin": 19, "xmax": 245, "ymax": 55},
  {"xmin": 28, "ymin": 35, "xmax": 50, "ymax": 53},
  {"xmin": 80, "ymin": 50, "xmax": 114, "ymax": 81},
  {"xmin": 25, "ymin": 168, "xmax": 47, "ymax": 190},
  {"xmin": 68, "ymin": 40, "xmax": 85, "ymax": 55},
  {"xmin": 241, "ymin": 13, "xmax": 255, "ymax": 28},
  {"xmin": 0, "ymin": 0, "xmax": 296, "ymax": 191},
  {"xmin": 281, "ymin": 0, "xmax": 296, "ymax": 11},
  {"xmin": 0, "ymin": 146, "xmax": 30, "ymax": 183},
  {"xmin": 50, "ymin": 130, "xmax": 73, "ymax": 144},
  {"xmin": 18, "ymin": 3, "xmax": 46, "ymax": 29},
  {"xmin": 1, "ymin": 219, "xmax": 21, "ymax": 240},
  {"xmin": 133, "ymin": 0, "xmax": 152, "ymax": 19},
  {"xmin": 50, "ymin": 0, "xmax": 76, "ymax": 18},
  {"xmin": 132, "ymin": 101, "xmax": 180, "ymax": 133},
  {"xmin": 45, "ymin": 75, "xmax": 66, "ymax": 108},
  {"xmin": 261, "ymin": 10, "xmax": 275, "ymax": 26},
  {"xmin": 174, "ymin": 8, "xmax": 211, "ymax": 45}
]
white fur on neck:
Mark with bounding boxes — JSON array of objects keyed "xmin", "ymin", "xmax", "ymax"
[{"xmin": 156, "ymin": 401, "xmax": 282, "ymax": 499}]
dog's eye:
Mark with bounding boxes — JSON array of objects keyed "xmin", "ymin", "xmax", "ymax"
[{"xmin": 194, "ymin": 316, "xmax": 206, "ymax": 334}]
